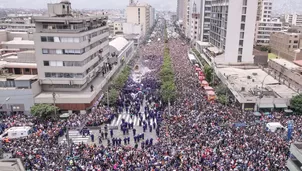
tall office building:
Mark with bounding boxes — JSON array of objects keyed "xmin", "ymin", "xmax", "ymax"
[
  {"xmin": 126, "ymin": 2, "xmax": 151, "ymax": 36},
  {"xmin": 33, "ymin": 1, "xmax": 110, "ymax": 109},
  {"xmin": 177, "ymin": 0, "xmax": 184, "ymax": 21},
  {"xmin": 199, "ymin": 0, "xmax": 211, "ymax": 42},
  {"xmin": 190, "ymin": 2, "xmax": 200, "ymax": 44},
  {"xmin": 210, "ymin": 0, "xmax": 257, "ymax": 63}
]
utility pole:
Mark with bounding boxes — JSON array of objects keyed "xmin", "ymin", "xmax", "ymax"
[{"xmin": 168, "ymin": 98, "xmax": 171, "ymax": 116}]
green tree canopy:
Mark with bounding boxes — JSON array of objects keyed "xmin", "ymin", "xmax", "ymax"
[
  {"xmin": 204, "ymin": 64, "xmax": 213, "ymax": 83},
  {"xmin": 30, "ymin": 104, "xmax": 59, "ymax": 119},
  {"xmin": 290, "ymin": 94, "xmax": 302, "ymax": 114},
  {"xmin": 217, "ymin": 95, "xmax": 228, "ymax": 105}
]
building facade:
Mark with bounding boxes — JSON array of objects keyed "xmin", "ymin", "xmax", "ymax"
[
  {"xmin": 177, "ymin": 0, "xmax": 184, "ymax": 21},
  {"xmin": 257, "ymin": 0, "xmax": 273, "ymax": 22},
  {"xmin": 210, "ymin": 0, "xmax": 258, "ymax": 63},
  {"xmin": 254, "ymin": 21, "xmax": 282, "ymax": 46},
  {"xmin": 270, "ymin": 31, "xmax": 302, "ymax": 61},
  {"xmin": 199, "ymin": 0, "xmax": 211, "ymax": 42},
  {"xmin": 268, "ymin": 58, "xmax": 302, "ymax": 92},
  {"xmin": 33, "ymin": 1, "xmax": 110, "ymax": 93},
  {"xmin": 285, "ymin": 14, "xmax": 302, "ymax": 26},
  {"xmin": 126, "ymin": 2, "xmax": 151, "ymax": 36},
  {"xmin": 254, "ymin": 0, "xmax": 282, "ymax": 46}
]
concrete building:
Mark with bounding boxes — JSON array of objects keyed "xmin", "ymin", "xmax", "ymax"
[
  {"xmin": 126, "ymin": 2, "xmax": 151, "ymax": 36},
  {"xmin": 190, "ymin": 2, "xmax": 200, "ymax": 45},
  {"xmin": 0, "ymin": 74, "xmax": 40, "ymax": 115},
  {"xmin": 287, "ymin": 142, "xmax": 302, "ymax": 171},
  {"xmin": 254, "ymin": 21, "xmax": 282, "ymax": 46},
  {"xmin": 199, "ymin": 0, "xmax": 211, "ymax": 42},
  {"xmin": 109, "ymin": 37, "xmax": 134, "ymax": 64},
  {"xmin": 210, "ymin": 0, "xmax": 258, "ymax": 63},
  {"xmin": 1, "ymin": 38, "xmax": 34, "ymax": 51},
  {"xmin": 270, "ymin": 31, "xmax": 302, "ymax": 61},
  {"xmin": 216, "ymin": 67, "xmax": 298, "ymax": 111},
  {"xmin": 150, "ymin": 7, "xmax": 155, "ymax": 29},
  {"xmin": 177, "ymin": 0, "xmax": 184, "ymax": 21},
  {"xmin": 285, "ymin": 14, "xmax": 302, "ymax": 26},
  {"xmin": 268, "ymin": 58, "xmax": 302, "ymax": 92},
  {"xmin": 254, "ymin": 0, "xmax": 282, "ymax": 46},
  {"xmin": 257, "ymin": 0, "xmax": 273, "ymax": 22},
  {"xmin": 122, "ymin": 23, "xmax": 142, "ymax": 35},
  {"xmin": 32, "ymin": 1, "xmax": 113, "ymax": 110},
  {"xmin": 0, "ymin": 158, "xmax": 26, "ymax": 171},
  {"xmin": 113, "ymin": 21, "xmax": 123, "ymax": 35}
]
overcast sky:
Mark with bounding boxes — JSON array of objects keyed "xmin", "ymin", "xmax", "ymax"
[{"xmin": 0, "ymin": 0, "xmax": 301, "ymax": 13}]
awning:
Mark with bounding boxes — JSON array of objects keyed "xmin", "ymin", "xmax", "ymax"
[
  {"xmin": 274, "ymin": 103, "xmax": 288, "ymax": 108},
  {"xmin": 258, "ymin": 103, "xmax": 274, "ymax": 108},
  {"xmin": 253, "ymin": 112, "xmax": 261, "ymax": 116}
]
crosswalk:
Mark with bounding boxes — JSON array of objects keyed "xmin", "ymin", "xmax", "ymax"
[
  {"xmin": 60, "ymin": 130, "xmax": 89, "ymax": 144},
  {"xmin": 109, "ymin": 113, "xmax": 157, "ymax": 127}
]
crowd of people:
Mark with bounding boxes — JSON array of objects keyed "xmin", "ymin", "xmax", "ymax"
[{"xmin": 1, "ymin": 21, "xmax": 302, "ymax": 170}]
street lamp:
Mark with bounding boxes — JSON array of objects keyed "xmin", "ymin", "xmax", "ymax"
[{"xmin": 257, "ymin": 74, "xmax": 271, "ymax": 111}]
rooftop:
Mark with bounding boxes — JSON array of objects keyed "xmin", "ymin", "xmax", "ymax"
[
  {"xmin": 218, "ymin": 68, "xmax": 298, "ymax": 100},
  {"xmin": 0, "ymin": 158, "xmax": 25, "ymax": 171},
  {"xmin": 2, "ymin": 38, "xmax": 34, "ymax": 45},
  {"xmin": 109, "ymin": 37, "xmax": 129, "ymax": 52},
  {"xmin": 270, "ymin": 58, "xmax": 300, "ymax": 70}
]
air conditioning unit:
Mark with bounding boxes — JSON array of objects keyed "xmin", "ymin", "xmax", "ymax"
[
  {"xmin": 241, "ymin": 87, "xmax": 245, "ymax": 91},
  {"xmin": 252, "ymin": 73, "xmax": 257, "ymax": 76}
]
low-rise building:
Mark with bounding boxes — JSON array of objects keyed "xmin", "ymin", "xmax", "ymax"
[
  {"xmin": 285, "ymin": 14, "xmax": 302, "ymax": 26},
  {"xmin": 216, "ymin": 67, "xmax": 298, "ymax": 111},
  {"xmin": 109, "ymin": 37, "xmax": 134, "ymax": 64},
  {"xmin": 287, "ymin": 142, "xmax": 302, "ymax": 171},
  {"xmin": 270, "ymin": 31, "xmax": 302, "ymax": 61},
  {"xmin": 268, "ymin": 58, "xmax": 302, "ymax": 92},
  {"xmin": 254, "ymin": 21, "xmax": 282, "ymax": 46},
  {"xmin": 0, "ymin": 74, "xmax": 40, "ymax": 115},
  {"xmin": 1, "ymin": 38, "xmax": 34, "ymax": 51}
]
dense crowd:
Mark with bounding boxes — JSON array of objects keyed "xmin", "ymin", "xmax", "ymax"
[{"xmin": 1, "ymin": 22, "xmax": 302, "ymax": 170}]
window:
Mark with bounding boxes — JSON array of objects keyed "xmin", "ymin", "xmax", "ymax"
[
  {"xmin": 242, "ymin": 7, "xmax": 247, "ymax": 14},
  {"xmin": 294, "ymin": 40, "xmax": 298, "ymax": 44},
  {"xmin": 240, "ymin": 24, "xmax": 245, "ymax": 30},
  {"xmin": 41, "ymin": 36, "xmax": 47, "ymax": 42},
  {"xmin": 289, "ymin": 40, "xmax": 292, "ymax": 43},
  {"xmin": 243, "ymin": 0, "xmax": 247, "ymax": 5},
  {"xmin": 42, "ymin": 49, "xmax": 49, "ymax": 54},
  {"xmin": 237, "ymin": 56, "xmax": 242, "ymax": 62},
  {"xmin": 293, "ymin": 45, "xmax": 298, "ymax": 48},
  {"xmin": 240, "ymin": 32, "xmax": 244, "ymax": 39},
  {"xmin": 241, "ymin": 16, "xmax": 246, "ymax": 22},
  {"xmin": 48, "ymin": 37, "xmax": 54, "ymax": 42},
  {"xmin": 239, "ymin": 40, "xmax": 244, "ymax": 46},
  {"xmin": 25, "ymin": 68, "xmax": 30, "ymax": 72},
  {"xmin": 44, "ymin": 61, "xmax": 49, "ymax": 66}
]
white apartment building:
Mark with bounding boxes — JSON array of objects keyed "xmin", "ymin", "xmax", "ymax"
[
  {"xmin": 199, "ymin": 0, "xmax": 211, "ymax": 42},
  {"xmin": 285, "ymin": 14, "xmax": 302, "ymax": 26},
  {"xmin": 126, "ymin": 2, "xmax": 151, "ymax": 35},
  {"xmin": 190, "ymin": 2, "xmax": 200, "ymax": 44},
  {"xmin": 210, "ymin": 0, "xmax": 257, "ymax": 63},
  {"xmin": 257, "ymin": 0, "xmax": 273, "ymax": 22},
  {"xmin": 123, "ymin": 23, "xmax": 143, "ymax": 35},
  {"xmin": 150, "ymin": 7, "xmax": 155, "ymax": 29},
  {"xmin": 254, "ymin": 21, "xmax": 282, "ymax": 46},
  {"xmin": 254, "ymin": 0, "xmax": 282, "ymax": 46}
]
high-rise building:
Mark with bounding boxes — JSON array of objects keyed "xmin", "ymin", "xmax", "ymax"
[
  {"xmin": 199, "ymin": 0, "xmax": 211, "ymax": 42},
  {"xmin": 33, "ymin": 1, "xmax": 111, "ymax": 109},
  {"xmin": 257, "ymin": 0, "xmax": 273, "ymax": 22},
  {"xmin": 190, "ymin": 2, "xmax": 200, "ymax": 45},
  {"xmin": 177, "ymin": 0, "xmax": 184, "ymax": 21},
  {"xmin": 254, "ymin": 0, "xmax": 282, "ymax": 46},
  {"xmin": 126, "ymin": 2, "xmax": 151, "ymax": 36},
  {"xmin": 209, "ymin": 0, "xmax": 257, "ymax": 63}
]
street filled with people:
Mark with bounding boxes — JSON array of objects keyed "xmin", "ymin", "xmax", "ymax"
[{"xmin": 1, "ymin": 21, "xmax": 302, "ymax": 170}]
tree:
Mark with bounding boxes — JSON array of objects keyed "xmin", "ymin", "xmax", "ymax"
[
  {"xmin": 217, "ymin": 95, "xmax": 228, "ymax": 105},
  {"xmin": 290, "ymin": 94, "xmax": 302, "ymax": 114},
  {"xmin": 215, "ymin": 84, "xmax": 228, "ymax": 96},
  {"xmin": 204, "ymin": 64, "xmax": 213, "ymax": 83},
  {"xmin": 30, "ymin": 104, "xmax": 59, "ymax": 119},
  {"xmin": 161, "ymin": 81, "xmax": 176, "ymax": 103},
  {"xmin": 108, "ymin": 88, "xmax": 119, "ymax": 106}
]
